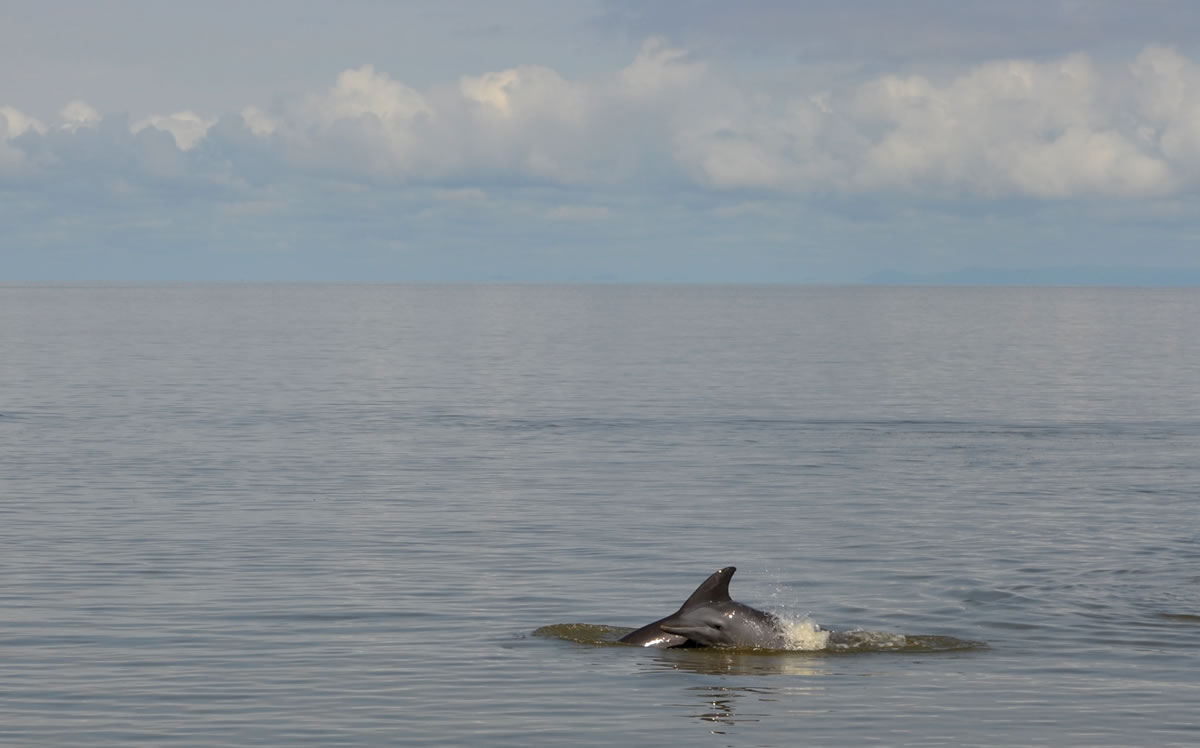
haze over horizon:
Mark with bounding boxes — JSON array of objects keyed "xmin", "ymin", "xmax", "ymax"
[{"xmin": 4, "ymin": 1, "xmax": 1200, "ymax": 284}]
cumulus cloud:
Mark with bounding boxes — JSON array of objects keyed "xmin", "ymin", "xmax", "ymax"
[
  {"xmin": 453, "ymin": 64, "xmax": 594, "ymax": 181},
  {"xmin": 1132, "ymin": 45, "xmax": 1200, "ymax": 168},
  {"xmin": 252, "ymin": 38, "xmax": 701, "ymax": 185},
  {"xmin": 5, "ymin": 40, "xmax": 1200, "ymax": 202},
  {"xmin": 673, "ymin": 48, "xmax": 1195, "ymax": 199},
  {"xmin": 239, "ymin": 106, "xmax": 276, "ymax": 136},
  {"xmin": 617, "ymin": 36, "xmax": 707, "ymax": 98},
  {"xmin": 844, "ymin": 53, "xmax": 1176, "ymax": 197},
  {"xmin": 460, "ymin": 66, "xmax": 580, "ymax": 119},
  {"xmin": 673, "ymin": 94, "xmax": 845, "ymax": 190},
  {"xmin": 307, "ymin": 64, "xmax": 431, "ymax": 127},
  {"xmin": 59, "ymin": 100, "xmax": 102, "ymax": 131},
  {"xmin": 285, "ymin": 64, "xmax": 432, "ymax": 175},
  {"xmin": 264, "ymin": 40, "xmax": 1197, "ymax": 199},
  {"xmin": 1, "ymin": 106, "xmax": 47, "ymax": 139},
  {"xmin": 0, "ymin": 106, "xmax": 47, "ymax": 171},
  {"xmin": 131, "ymin": 110, "xmax": 216, "ymax": 150}
]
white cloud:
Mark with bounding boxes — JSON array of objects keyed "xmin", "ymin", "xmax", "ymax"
[
  {"xmin": 617, "ymin": 37, "xmax": 706, "ymax": 99},
  {"xmin": 59, "ymin": 99, "xmax": 101, "ymax": 131},
  {"xmin": 845, "ymin": 53, "xmax": 1174, "ymax": 196},
  {"xmin": 453, "ymin": 64, "xmax": 593, "ymax": 180},
  {"xmin": 672, "ymin": 48, "xmax": 1183, "ymax": 198},
  {"xmin": 5, "ymin": 41, "xmax": 1200, "ymax": 203},
  {"xmin": 673, "ymin": 96, "xmax": 843, "ymax": 190},
  {"xmin": 0, "ymin": 106, "xmax": 45, "ymax": 172},
  {"xmin": 263, "ymin": 38, "xmax": 704, "ymax": 185},
  {"xmin": 1, "ymin": 106, "xmax": 47, "ymax": 139},
  {"xmin": 1004, "ymin": 128, "xmax": 1175, "ymax": 198},
  {"xmin": 131, "ymin": 110, "xmax": 216, "ymax": 150},
  {"xmin": 460, "ymin": 66, "xmax": 581, "ymax": 120},
  {"xmin": 1132, "ymin": 45, "xmax": 1200, "ymax": 168},
  {"xmin": 240, "ymin": 106, "xmax": 276, "ymax": 136},
  {"xmin": 284, "ymin": 64, "xmax": 433, "ymax": 175},
  {"xmin": 309, "ymin": 64, "xmax": 430, "ymax": 126}
]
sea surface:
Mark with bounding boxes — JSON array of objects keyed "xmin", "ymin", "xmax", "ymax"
[{"xmin": 2, "ymin": 284, "xmax": 1198, "ymax": 746}]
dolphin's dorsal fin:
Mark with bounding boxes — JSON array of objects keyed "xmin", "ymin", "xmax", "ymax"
[{"xmin": 678, "ymin": 566, "xmax": 735, "ymax": 610}]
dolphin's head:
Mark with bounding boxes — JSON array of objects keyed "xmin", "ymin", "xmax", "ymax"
[
  {"xmin": 659, "ymin": 603, "xmax": 782, "ymax": 648},
  {"xmin": 659, "ymin": 605, "xmax": 740, "ymax": 647}
]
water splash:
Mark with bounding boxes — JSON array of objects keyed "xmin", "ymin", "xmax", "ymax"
[{"xmin": 777, "ymin": 616, "xmax": 831, "ymax": 650}]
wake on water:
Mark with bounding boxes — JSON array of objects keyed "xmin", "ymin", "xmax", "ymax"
[
  {"xmin": 533, "ymin": 566, "xmax": 983, "ymax": 656},
  {"xmin": 532, "ymin": 618, "xmax": 984, "ymax": 654}
]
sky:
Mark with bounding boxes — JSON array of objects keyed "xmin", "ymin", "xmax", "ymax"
[{"xmin": 3, "ymin": 0, "xmax": 1200, "ymax": 283}]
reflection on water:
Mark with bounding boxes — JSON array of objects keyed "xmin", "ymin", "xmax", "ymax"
[
  {"xmin": 679, "ymin": 686, "xmax": 765, "ymax": 732},
  {"xmin": 651, "ymin": 647, "xmax": 830, "ymax": 677},
  {"xmin": 677, "ymin": 683, "xmax": 843, "ymax": 734}
]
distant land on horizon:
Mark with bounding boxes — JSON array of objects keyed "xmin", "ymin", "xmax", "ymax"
[
  {"xmin": 862, "ymin": 266, "xmax": 1200, "ymax": 287},
  {"xmin": 6, "ymin": 266, "xmax": 1200, "ymax": 286}
]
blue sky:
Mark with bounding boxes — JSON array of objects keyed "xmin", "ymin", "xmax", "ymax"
[{"xmin": 3, "ymin": 0, "xmax": 1200, "ymax": 283}]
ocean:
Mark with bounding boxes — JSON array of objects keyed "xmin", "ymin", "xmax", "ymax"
[{"xmin": 2, "ymin": 284, "xmax": 1198, "ymax": 746}]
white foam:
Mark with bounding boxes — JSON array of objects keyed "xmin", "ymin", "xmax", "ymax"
[{"xmin": 778, "ymin": 616, "xmax": 831, "ymax": 650}]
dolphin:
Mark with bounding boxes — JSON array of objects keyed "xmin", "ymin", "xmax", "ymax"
[{"xmin": 618, "ymin": 566, "xmax": 792, "ymax": 649}]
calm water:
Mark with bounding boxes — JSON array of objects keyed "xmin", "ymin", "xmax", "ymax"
[{"xmin": 2, "ymin": 284, "xmax": 1199, "ymax": 746}]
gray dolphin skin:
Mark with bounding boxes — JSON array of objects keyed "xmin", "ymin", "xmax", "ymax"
[{"xmin": 618, "ymin": 566, "xmax": 791, "ymax": 649}]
